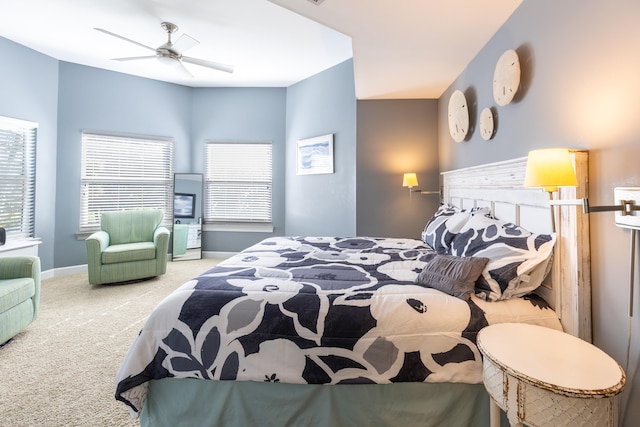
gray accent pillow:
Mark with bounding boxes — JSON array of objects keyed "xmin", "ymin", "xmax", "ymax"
[{"xmin": 415, "ymin": 254, "xmax": 490, "ymax": 300}]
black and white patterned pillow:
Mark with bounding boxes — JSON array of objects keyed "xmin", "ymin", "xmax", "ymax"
[
  {"xmin": 421, "ymin": 203, "xmax": 491, "ymax": 254},
  {"xmin": 449, "ymin": 213, "xmax": 555, "ymax": 301}
]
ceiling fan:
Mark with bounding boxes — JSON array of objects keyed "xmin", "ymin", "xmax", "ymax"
[{"xmin": 95, "ymin": 21, "xmax": 234, "ymax": 77}]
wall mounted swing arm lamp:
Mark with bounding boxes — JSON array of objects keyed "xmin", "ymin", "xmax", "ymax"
[
  {"xmin": 524, "ymin": 148, "xmax": 640, "ymax": 317},
  {"xmin": 402, "ymin": 173, "xmax": 440, "ymax": 200},
  {"xmin": 523, "ymin": 148, "xmax": 640, "ymax": 215},
  {"xmin": 402, "ymin": 173, "xmax": 418, "ymax": 200}
]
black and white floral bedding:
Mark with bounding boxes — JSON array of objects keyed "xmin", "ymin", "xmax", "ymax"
[{"xmin": 115, "ymin": 236, "xmax": 561, "ymax": 417}]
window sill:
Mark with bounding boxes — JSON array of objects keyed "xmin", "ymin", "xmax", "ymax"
[
  {"xmin": 76, "ymin": 231, "xmax": 95, "ymax": 240},
  {"xmin": 204, "ymin": 223, "xmax": 274, "ymax": 233}
]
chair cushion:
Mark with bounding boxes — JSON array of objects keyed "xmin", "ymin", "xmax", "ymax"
[
  {"xmin": 101, "ymin": 210, "xmax": 163, "ymax": 245},
  {"xmin": 102, "ymin": 242, "xmax": 157, "ymax": 264},
  {"xmin": 0, "ymin": 278, "xmax": 35, "ymax": 313}
]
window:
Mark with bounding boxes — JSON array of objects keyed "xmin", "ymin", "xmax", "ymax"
[
  {"xmin": 80, "ymin": 132, "xmax": 174, "ymax": 231},
  {"xmin": 204, "ymin": 142, "xmax": 272, "ymax": 225},
  {"xmin": 0, "ymin": 116, "xmax": 37, "ymax": 240}
]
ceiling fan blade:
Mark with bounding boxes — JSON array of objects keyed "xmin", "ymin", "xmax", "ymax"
[
  {"xmin": 94, "ymin": 28, "xmax": 156, "ymax": 52},
  {"xmin": 175, "ymin": 61, "xmax": 195, "ymax": 78},
  {"xmin": 113, "ymin": 56, "xmax": 157, "ymax": 62},
  {"xmin": 182, "ymin": 56, "xmax": 234, "ymax": 74},
  {"xmin": 172, "ymin": 34, "xmax": 199, "ymax": 54}
]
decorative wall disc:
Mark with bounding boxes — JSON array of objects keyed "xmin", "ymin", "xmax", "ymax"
[
  {"xmin": 493, "ymin": 49, "xmax": 521, "ymax": 106},
  {"xmin": 479, "ymin": 107, "xmax": 494, "ymax": 140},
  {"xmin": 448, "ymin": 89, "xmax": 469, "ymax": 143}
]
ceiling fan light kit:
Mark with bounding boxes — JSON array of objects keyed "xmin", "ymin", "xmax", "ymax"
[{"xmin": 95, "ymin": 21, "xmax": 234, "ymax": 76}]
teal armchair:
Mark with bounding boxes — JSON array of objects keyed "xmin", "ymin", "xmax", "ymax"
[
  {"xmin": 85, "ymin": 210, "xmax": 170, "ymax": 285},
  {"xmin": 0, "ymin": 256, "xmax": 40, "ymax": 345}
]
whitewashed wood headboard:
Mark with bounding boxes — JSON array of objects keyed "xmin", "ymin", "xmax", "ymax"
[{"xmin": 441, "ymin": 151, "xmax": 591, "ymax": 342}]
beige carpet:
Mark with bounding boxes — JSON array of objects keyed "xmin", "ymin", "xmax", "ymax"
[{"xmin": 0, "ymin": 258, "xmax": 222, "ymax": 427}]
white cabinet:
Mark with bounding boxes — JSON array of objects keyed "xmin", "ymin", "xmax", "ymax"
[{"xmin": 0, "ymin": 239, "xmax": 41, "ymax": 257}]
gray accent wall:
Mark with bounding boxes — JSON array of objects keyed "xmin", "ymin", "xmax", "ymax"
[
  {"xmin": 438, "ymin": 1, "xmax": 640, "ymax": 424},
  {"xmin": 356, "ymin": 99, "xmax": 439, "ymax": 238}
]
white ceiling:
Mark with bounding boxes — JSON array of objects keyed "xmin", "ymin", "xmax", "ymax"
[{"xmin": 0, "ymin": 0, "xmax": 522, "ymax": 99}]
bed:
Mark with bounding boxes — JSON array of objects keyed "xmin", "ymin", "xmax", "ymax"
[{"xmin": 115, "ymin": 153, "xmax": 591, "ymax": 426}]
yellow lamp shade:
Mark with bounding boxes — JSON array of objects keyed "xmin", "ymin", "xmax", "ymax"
[
  {"xmin": 402, "ymin": 173, "xmax": 418, "ymax": 188},
  {"xmin": 524, "ymin": 148, "xmax": 578, "ymax": 193}
]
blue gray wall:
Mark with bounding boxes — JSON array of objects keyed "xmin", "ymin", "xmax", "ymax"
[
  {"xmin": 285, "ymin": 60, "xmax": 357, "ymax": 236},
  {"xmin": 0, "ymin": 38, "xmax": 58, "ymax": 271},
  {"xmin": 191, "ymin": 87, "xmax": 286, "ymax": 252},
  {"xmin": 0, "ymin": 37, "xmax": 356, "ymax": 270},
  {"xmin": 55, "ymin": 62, "xmax": 193, "ymax": 268},
  {"xmin": 439, "ymin": 1, "xmax": 640, "ymax": 424}
]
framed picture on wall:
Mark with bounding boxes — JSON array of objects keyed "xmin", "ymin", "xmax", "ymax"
[{"xmin": 296, "ymin": 134, "xmax": 334, "ymax": 175}]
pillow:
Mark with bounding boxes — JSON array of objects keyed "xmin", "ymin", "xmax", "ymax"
[
  {"xmin": 450, "ymin": 213, "xmax": 556, "ymax": 301},
  {"xmin": 415, "ymin": 254, "xmax": 490, "ymax": 300},
  {"xmin": 421, "ymin": 204, "xmax": 491, "ymax": 254}
]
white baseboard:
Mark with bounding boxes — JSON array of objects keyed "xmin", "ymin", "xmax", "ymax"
[{"xmin": 42, "ymin": 264, "xmax": 87, "ymax": 280}]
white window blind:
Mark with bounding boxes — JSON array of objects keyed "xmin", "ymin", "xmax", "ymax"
[
  {"xmin": 0, "ymin": 116, "xmax": 37, "ymax": 239},
  {"xmin": 205, "ymin": 142, "xmax": 272, "ymax": 223},
  {"xmin": 80, "ymin": 132, "xmax": 174, "ymax": 231}
]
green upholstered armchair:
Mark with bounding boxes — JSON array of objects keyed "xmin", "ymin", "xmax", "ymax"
[
  {"xmin": 85, "ymin": 210, "xmax": 170, "ymax": 285},
  {"xmin": 0, "ymin": 256, "xmax": 41, "ymax": 345}
]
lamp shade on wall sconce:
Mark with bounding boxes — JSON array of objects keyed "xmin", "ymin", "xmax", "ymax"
[
  {"xmin": 403, "ymin": 173, "xmax": 418, "ymax": 199},
  {"xmin": 402, "ymin": 173, "xmax": 419, "ymax": 188},
  {"xmin": 524, "ymin": 148, "xmax": 578, "ymax": 193},
  {"xmin": 524, "ymin": 148, "xmax": 579, "ymax": 232}
]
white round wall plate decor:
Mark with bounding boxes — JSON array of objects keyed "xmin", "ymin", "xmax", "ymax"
[
  {"xmin": 493, "ymin": 49, "xmax": 521, "ymax": 106},
  {"xmin": 479, "ymin": 107, "xmax": 494, "ymax": 140},
  {"xmin": 448, "ymin": 90, "xmax": 469, "ymax": 143}
]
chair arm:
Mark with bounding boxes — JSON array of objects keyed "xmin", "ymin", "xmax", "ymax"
[
  {"xmin": 153, "ymin": 226, "xmax": 171, "ymax": 275},
  {"xmin": 86, "ymin": 231, "xmax": 110, "ymax": 265},
  {"xmin": 85, "ymin": 231, "xmax": 110, "ymax": 252},
  {"xmin": 154, "ymin": 226, "xmax": 170, "ymax": 246},
  {"xmin": 0, "ymin": 256, "xmax": 41, "ymax": 317},
  {"xmin": 0, "ymin": 256, "xmax": 40, "ymax": 280},
  {"xmin": 85, "ymin": 231, "xmax": 110, "ymax": 285}
]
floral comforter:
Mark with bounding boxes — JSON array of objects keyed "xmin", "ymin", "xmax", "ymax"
[{"xmin": 115, "ymin": 236, "xmax": 561, "ymax": 417}]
